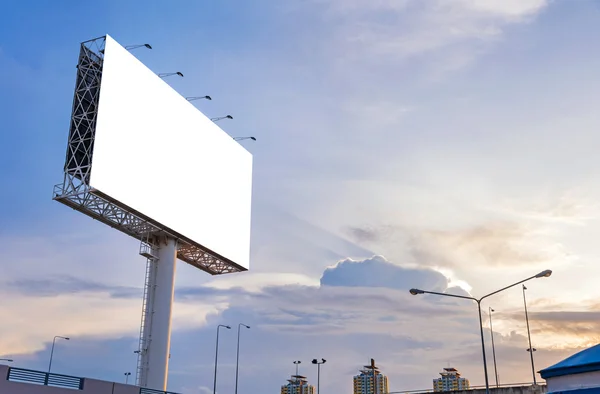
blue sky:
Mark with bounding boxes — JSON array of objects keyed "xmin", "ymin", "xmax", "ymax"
[{"xmin": 2, "ymin": 0, "xmax": 600, "ymax": 393}]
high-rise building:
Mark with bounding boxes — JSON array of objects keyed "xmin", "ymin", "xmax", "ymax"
[
  {"xmin": 433, "ymin": 367, "xmax": 470, "ymax": 392},
  {"xmin": 281, "ymin": 374, "xmax": 315, "ymax": 394},
  {"xmin": 353, "ymin": 359, "xmax": 389, "ymax": 394}
]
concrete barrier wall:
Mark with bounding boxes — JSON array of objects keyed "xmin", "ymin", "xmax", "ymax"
[{"xmin": 449, "ymin": 385, "xmax": 548, "ymax": 394}]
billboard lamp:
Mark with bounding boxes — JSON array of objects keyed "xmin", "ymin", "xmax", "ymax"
[
  {"xmin": 187, "ymin": 96, "xmax": 212, "ymax": 101},
  {"xmin": 211, "ymin": 115, "xmax": 233, "ymax": 122},
  {"xmin": 158, "ymin": 72, "xmax": 184, "ymax": 78},
  {"xmin": 125, "ymin": 44, "xmax": 152, "ymax": 51}
]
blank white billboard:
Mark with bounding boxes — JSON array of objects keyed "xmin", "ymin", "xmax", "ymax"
[{"xmin": 91, "ymin": 34, "xmax": 253, "ymax": 269}]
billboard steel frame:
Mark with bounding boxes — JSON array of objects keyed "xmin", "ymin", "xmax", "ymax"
[{"xmin": 52, "ymin": 35, "xmax": 242, "ymax": 276}]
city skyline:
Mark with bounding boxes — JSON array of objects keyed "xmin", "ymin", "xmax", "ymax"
[{"xmin": 2, "ymin": 1, "xmax": 600, "ymax": 393}]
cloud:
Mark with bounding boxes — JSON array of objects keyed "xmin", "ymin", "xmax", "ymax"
[
  {"xmin": 0, "ymin": 285, "xmax": 226, "ymax": 356},
  {"xmin": 0, "ymin": 255, "xmax": 464, "ymax": 355},
  {"xmin": 6, "ymin": 276, "xmax": 140, "ymax": 298},
  {"xmin": 496, "ymin": 300, "xmax": 600, "ymax": 350},
  {"xmin": 304, "ymin": 0, "xmax": 550, "ymax": 75},
  {"xmin": 409, "ymin": 222, "xmax": 563, "ymax": 267},
  {"xmin": 1, "ymin": 254, "xmax": 592, "ymax": 392},
  {"xmin": 321, "ymin": 255, "xmax": 448, "ymax": 292}
]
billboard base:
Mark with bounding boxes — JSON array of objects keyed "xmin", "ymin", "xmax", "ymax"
[{"xmin": 136, "ymin": 237, "xmax": 177, "ymax": 390}]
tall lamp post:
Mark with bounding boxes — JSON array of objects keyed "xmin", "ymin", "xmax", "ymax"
[
  {"xmin": 312, "ymin": 358, "xmax": 326, "ymax": 394},
  {"xmin": 523, "ymin": 285, "xmax": 537, "ymax": 385},
  {"xmin": 489, "ymin": 307, "xmax": 499, "ymax": 388},
  {"xmin": 235, "ymin": 323, "xmax": 250, "ymax": 394},
  {"xmin": 213, "ymin": 324, "xmax": 231, "ymax": 394},
  {"xmin": 48, "ymin": 336, "xmax": 70, "ymax": 373},
  {"xmin": 409, "ymin": 269, "xmax": 552, "ymax": 394},
  {"xmin": 124, "ymin": 372, "xmax": 131, "ymax": 384}
]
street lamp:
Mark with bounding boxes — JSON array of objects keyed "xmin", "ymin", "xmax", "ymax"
[
  {"xmin": 409, "ymin": 269, "xmax": 552, "ymax": 394},
  {"xmin": 213, "ymin": 324, "xmax": 231, "ymax": 394},
  {"xmin": 48, "ymin": 336, "xmax": 70, "ymax": 373},
  {"xmin": 124, "ymin": 372, "xmax": 131, "ymax": 384},
  {"xmin": 233, "ymin": 137, "xmax": 256, "ymax": 141},
  {"xmin": 186, "ymin": 96, "xmax": 212, "ymax": 101},
  {"xmin": 523, "ymin": 285, "xmax": 538, "ymax": 385},
  {"xmin": 489, "ymin": 307, "xmax": 499, "ymax": 388},
  {"xmin": 158, "ymin": 72, "xmax": 184, "ymax": 78},
  {"xmin": 235, "ymin": 323, "xmax": 250, "ymax": 394},
  {"xmin": 0, "ymin": 359, "xmax": 13, "ymax": 363},
  {"xmin": 211, "ymin": 115, "xmax": 233, "ymax": 122},
  {"xmin": 125, "ymin": 44, "xmax": 152, "ymax": 51},
  {"xmin": 312, "ymin": 358, "xmax": 326, "ymax": 394}
]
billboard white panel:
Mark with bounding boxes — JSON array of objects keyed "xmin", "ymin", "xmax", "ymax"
[{"xmin": 91, "ymin": 35, "xmax": 252, "ymax": 269}]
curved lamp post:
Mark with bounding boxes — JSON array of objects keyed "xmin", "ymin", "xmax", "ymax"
[
  {"xmin": 213, "ymin": 324, "xmax": 231, "ymax": 394},
  {"xmin": 48, "ymin": 336, "xmax": 70, "ymax": 373},
  {"xmin": 235, "ymin": 323, "xmax": 250, "ymax": 394},
  {"xmin": 233, "ymin": 137, "xmax": 256, "ymax": 141},
  {"xmin": 409, "ymin": 269, "xmax": 552, "ymax": 394},
  {"xmin": 0, "ymin": 359, "xmax": 13, "ymax": 363}
]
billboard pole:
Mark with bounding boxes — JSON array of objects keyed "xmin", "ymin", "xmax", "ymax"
[{"xmin": 138, "ymin": 237, "xmax": 178, "ymax": 390}]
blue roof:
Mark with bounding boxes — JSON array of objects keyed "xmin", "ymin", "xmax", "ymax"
[
  {"xmin": 550, "ymin": 388, "xmax": 600, "ymax": 394},
  {"xmin": 540, "ymin": 344, "xmax": 600, "ymax": 379}
]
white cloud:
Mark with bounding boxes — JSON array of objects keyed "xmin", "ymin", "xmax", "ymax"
[
  {"xmin": 304, "ymin": 0, "xmax": 550, "ymax": 73},
  {"xmin": 457, "ymin": 0, "xmax": 549, "ymax": 18},
  {"xmin": 0, "ymin": 289, "xmax": 225, "ymax": 356}
]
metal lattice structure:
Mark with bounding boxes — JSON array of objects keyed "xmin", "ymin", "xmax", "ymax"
[{"xmin": 53, "ymin": 35, "xmax": 244, "ymax": 276}]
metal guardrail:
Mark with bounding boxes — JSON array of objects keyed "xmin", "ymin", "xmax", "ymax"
[
  {"xmin": 140, "ymin": 388, "xmax": 181, "ymax": 394},
  {"xmin": 7, "ymin": 367, "xmax": 84, "ymax": 390},
  {"xmin": 389, "ymin": 382, "xmax": 547, "ymax": 394}
]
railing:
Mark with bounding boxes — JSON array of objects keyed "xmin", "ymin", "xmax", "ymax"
[
  {"xmin": 7, "ymin": 367, "xmax": 84, "ymax": 390},
  {"xmin": 140, "ymin": 388, "xmax": 182, "ymax": 394},
  {"xmin": 389, "ymin": 382, "xmax": 547, "ymax": 394}
]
